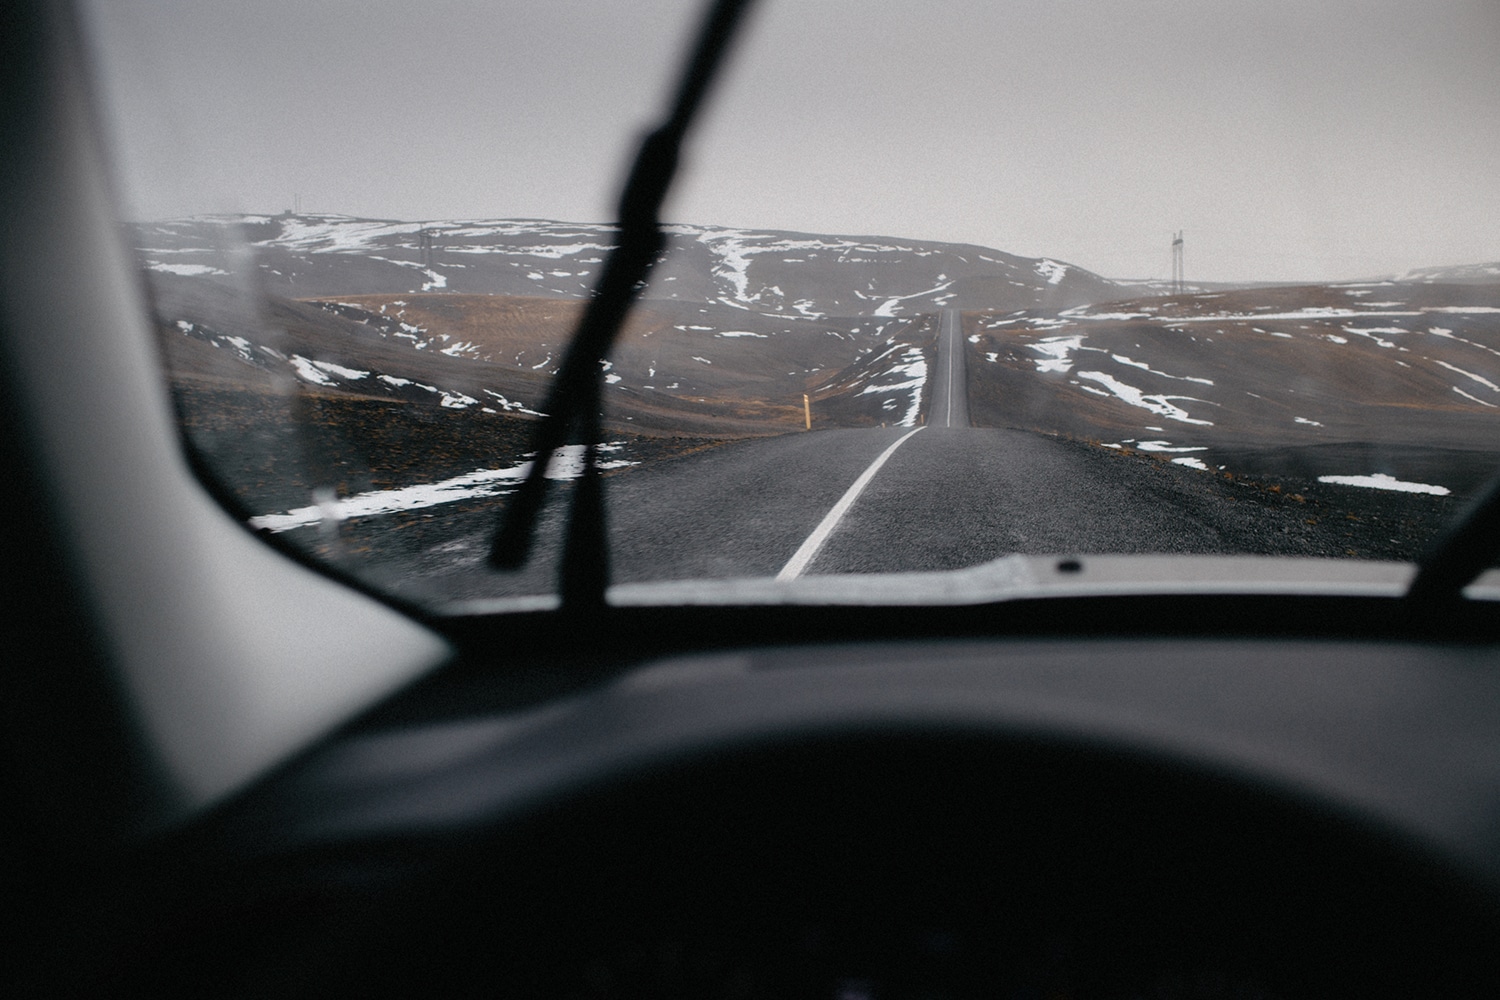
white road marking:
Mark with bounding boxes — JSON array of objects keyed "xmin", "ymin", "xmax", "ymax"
[
  {"xmin": 944, "ymin": 310, "xmax": 958, "ymax": 427},
  {"xmin": 776, "ymin": 427, "xmax": 926, "ymax": 580},
  {"xmin": 931, "ymin": 308, "xmax": 966, "ymax": 428}
]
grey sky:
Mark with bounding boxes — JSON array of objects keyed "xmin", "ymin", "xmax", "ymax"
[{"xmin": 81, "ymin": 0, "xmax": 1500, "ymax": 282}]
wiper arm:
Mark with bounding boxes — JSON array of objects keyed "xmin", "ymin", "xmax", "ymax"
[
  {"xmin": 487, "ymin": 0, "xmax": 756, "ymax": 607},
  {"xmin": 1405, "ymin": 473, "xmax": 1500, "ymax": 604}
]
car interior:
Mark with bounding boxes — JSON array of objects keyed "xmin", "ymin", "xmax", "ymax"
[{"xmin": 4, "ymin": 0, "xmax": 1499, "ymax": 996}]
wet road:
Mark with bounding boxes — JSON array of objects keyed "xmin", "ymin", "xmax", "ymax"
[{"xmin": 312, "ymin": 310, "xmax": 1241, "ymax": 604}]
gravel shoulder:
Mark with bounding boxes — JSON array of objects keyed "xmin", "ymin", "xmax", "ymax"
[{"xmin": 1058, "ymin": 435, "xmax": 1470, "ymax": 562}]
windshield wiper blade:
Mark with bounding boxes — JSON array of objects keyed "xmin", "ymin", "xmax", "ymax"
[
  {"xmin": 1405, "ymin": 473, "xmax": 1500, "ymax": 604},
  {"xmin": 487, "ymin": 0, "xmax": 756, "ymax": 607}
]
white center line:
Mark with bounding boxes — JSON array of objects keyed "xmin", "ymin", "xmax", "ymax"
[
  {"xmin": 945, "ymin": 313, "xmax": 957, "ymax": 427},
  {"xmin": 776, "ymin": 426, "xmax": 925, "ymax": 580}
]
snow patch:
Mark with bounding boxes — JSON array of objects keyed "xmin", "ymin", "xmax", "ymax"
[
  {"xmin": 1035, "ymin": 259, "xmax": 1068, "ymax": 285},
  {"xmin": 858, "ymin": 347, "xmax": 927, "ymax": 427},
  {"xmin": 1342, "ymin": 325, "xmax": 1404, "ymax": 348},
  {"xmin": 1317, "ymin": 474, "xmax": 1449, "ymax": 496},
  {"xmin": 1135, "ymin": 441, "xmax": 1207, "ymax": 453},
  {"xmin": 1028, "ymin": 335, "xmax": 1087, "ymax": 373},
  {"xmin": 148, "ymin": 262, "xmax": 228, "ymax": 276},
  {"xmin": 1111, "ymin": 354, "xmax": 1213, "ymax": 385},
  {"xmin": 482, "ymin": 390, "xmax": 542, "ymax": 416},
  {"xmin": 1075, "ymin": 371, "xmax": 1213, "ymax": 426},
  {"xmin": 1453, "ymin": 387, "xmax": 1497, "ymax": 407},
  {"xmin": 289, "ymin": 355, "xmax": 343, "ymax": 386},
  {"xmin": 1434, "ymin": 360, "xmax": 1500, "ymax": 392},
  {"xmin": 249, "ymin": 444, "xmax": 637, "ymax": 532}
]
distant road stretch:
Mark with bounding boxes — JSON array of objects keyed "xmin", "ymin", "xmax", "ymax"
[{"xmin": 927, "ymin": 308, "xmax": 970, "ymax": 429}]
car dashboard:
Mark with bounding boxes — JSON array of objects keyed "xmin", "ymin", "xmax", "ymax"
[{"xmin": 39, "ymin": 625, "xmax": 1500, "ymax": 999}]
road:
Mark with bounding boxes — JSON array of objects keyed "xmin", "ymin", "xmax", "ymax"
[
  {"xmin": 364, "ymin": 309, "xmax": 1246, "ymax": 603},
  {"xmin": 927, "ymin": 308, "xmax": 970, "ymax": 429}
]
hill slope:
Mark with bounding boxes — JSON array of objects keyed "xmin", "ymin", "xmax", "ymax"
[
  {"xmin": 133, "ymin": 214, "xmax": 1500, "ymax": 523},
  {"xmin": 134, "ymin": 214, "xmax": 1128, "ymax": 315},
  {"xmin": 968, "ymin": 279, "xmax": 1500, "ymax": 493}
]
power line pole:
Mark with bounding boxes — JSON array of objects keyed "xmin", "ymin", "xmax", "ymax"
[
  {"xmin": 1171, "ymin": 230, "xmax": 1184, "ymax": 295},
  {"xmin": 418, "ymin": 226, "xmax": 435, "ymax": 270}
]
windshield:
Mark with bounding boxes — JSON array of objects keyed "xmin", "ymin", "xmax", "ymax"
[{"xmin": 79, "ymin": 0, "xmax": 1500, "ymax": 612}]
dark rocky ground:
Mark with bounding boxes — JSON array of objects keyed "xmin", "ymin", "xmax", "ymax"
[
  {"xmin": 1062, "ymin": 436, "xmax": 1472, "ymax": 562},
  {"xmin": 170, "ymin": 381, "xmax": 731, "ymax": 517}
]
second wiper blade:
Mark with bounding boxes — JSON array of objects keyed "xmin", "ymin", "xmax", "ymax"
[{"xmin": 1406, "ymin": 472, "xmax": 1500, "ymax": 604}]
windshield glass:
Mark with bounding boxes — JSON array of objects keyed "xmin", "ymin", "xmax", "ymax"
[{"xmin": 79, "ymin": 0, "xmax": 1500, "ymax": 611}]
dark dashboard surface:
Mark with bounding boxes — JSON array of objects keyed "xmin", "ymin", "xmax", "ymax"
[{"xmin": 67, "ymin": 633, "xmax": 1500, "ymax": 999}]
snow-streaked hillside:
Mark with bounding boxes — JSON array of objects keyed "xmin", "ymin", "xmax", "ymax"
[
  {"xmin": 138, "ymin": 213, "xmax": 1131, "ymax": 441},
  {"xmin": 149, "ymin": 277, "xmax": 940, "ymax": 443},
  {"xmin": 133, "ymin": 212, "xmax": 1500, "ymax": 505},
  {"xmin": 968, "ymin": 280, "xmax": 1500, "ymax": 493},
  {"xmin": 132, "ymin": 214, "xmax": 1127, "ymax": 315}
]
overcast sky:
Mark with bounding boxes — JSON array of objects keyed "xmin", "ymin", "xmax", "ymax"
[{"xmin": 81, "ymin": 0, "xmax": 1500, "ymax": 282}]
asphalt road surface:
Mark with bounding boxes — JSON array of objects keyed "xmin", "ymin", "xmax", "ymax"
[
  {"xmin": 927, "ymin": 308, "xmax": 970, "ymax": 429},
  {"xmin": 363, "ymin": 309, "xmax": 1249, "ymax": 603},
  {"xmin": 605, "ymin": 427, "xmax": 1226, "ymax": 581}
]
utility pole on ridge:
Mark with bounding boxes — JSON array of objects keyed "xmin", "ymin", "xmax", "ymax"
[
  {"xmin": 419, "ymin": 226, "xmax": 435, "ymax": 270},
  {"xmin": 1171, "ymin": 230, "xmax": 1185, "ymax": 295}
]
